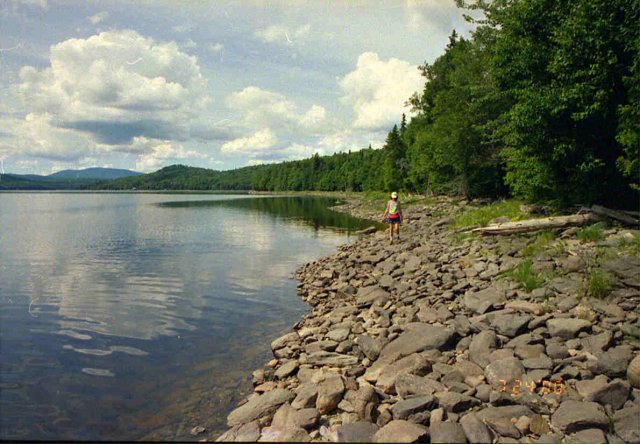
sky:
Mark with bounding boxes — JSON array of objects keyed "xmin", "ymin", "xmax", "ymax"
[{"xmin": 0, "ymin": 0, "xmax": 476, "ymax": 175}]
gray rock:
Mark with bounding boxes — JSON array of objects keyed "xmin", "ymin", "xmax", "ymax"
[
  {"xmin": 469, "ymin": 330, "xmax": 499, "ymax": 367},
  {"xmin": 378, "ymin": 324, "xmax": 456, "ymax": 360},
  {"xmin": 628, "ymin": 355, "xmax": 640, "ymax": 389},
  {"xmin": 485, "ymin": 357, "xmax": 525, "ymax": 388},
  {"xmin": 375, "ymin": 353, "xmax": 431, "ymax": 394},
  {"xmin": 392, "ymin": 395, "xmax": 437, "ymax": 421},
  {"xmin": 546, "ymin": 318, "xmax": 591, "ymax": 339},
  {"xmin": 374, "ymin": 420, "xmax": 429, "ymax": 443},
  {"xmin": 475, "ymin": 405, "xmax": 534, "ymax": 423},
  {"xmin": 522, "ymin": 355, "xmax": 553, "ymax": 370},
  {"xmin": 593, "ymin": 346, "xmax": 634, "ymax": 377},
  {"xmin": 547, "ymin": 343, "xmax": 570, "ymax": 359},
  {"xmin": 274, "ymin": 360, "xmax": 299, "ymax": 379},
  {"xmin": 335, "ymin": 421, "xmax": 379, "ymax": 443},
  {"xmin": 460, "ymin": 413, "xmax": 493, "ymax": 443},
  {"xmin": 568, "ymin": 428, "xmax": 607, "ymax": 444},
  {"xmin": 271, "ymin": 403, "xmax": 319, "ymax": 430},
  {"xmin": 291, "ymin": 383, "xmax": 318, "ymax": 409},
  {"xmin": 227, "ymin": 389, "xmax": 294, "ymax": 426},
  {"xmin": 395, "ymin": 374, "xmax": 446, "ymax": 398},
  {"xmin": 613, "ymin": 406, "xmax": 640, "ymax": 443},
  {"xmin": 259, "ymin": 426, "xmax": 311, "ymax": 442},
  {"xmin": 602, "ymin": 256, "xmax": 640, "ymax": 288},
  {"xmin": 576, "ymin": 377, "xmax": 630, "ymax": 410},
  {"xmin": 482, "ymin": 416, "xmax": 521, "ymax": 439},
  {"xmin": 306, "ymin": 351, "xmax": 358, "ymax": 367},
  {"xmin": 464, "ymin": 288, "xmax": 506, "ymax": 314},
  {"xmin": 357, "ymin": 335, "xmax": 382, "ymax": 361},
  {"xmin": 581, "ymin": 331, "xmax": 613, "ymax": 354},
  {"xmin": 551, "ymin": 400, "xmax": 609, "ymax": 433},
  {"xmin": 436, "ymin": 391, "xmax": 480, "ymax": 413},
  {"xmin": 327, "ymin": 328, "xmax": 351, "ymax": 342},
  {"xmin": 356, "ymin": 286, "xmax": 391, "ymax": 307},
  {"xmin": 316, "ymin": 374, "xmax": 345, "ymax": 414},
  {"xmin": 430, "ymin": 421, "xmax": 467, "ymax": 444},
  {"xmin": 216, "ymin": 420, "xmax": 261, "ymax": 442},
  {"xmin": 491, "ymin": 314, "xmax": 533, "ymax": 338},
  {"xmin": 271, "ymin": 332, "xmax": 299, "ymax": 350}
]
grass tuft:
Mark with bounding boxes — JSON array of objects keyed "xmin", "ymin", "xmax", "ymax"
[
  {"xmin": 522, "ymin": 230, "xmax": 555, "ymax": 258},
  {"xmin": 453, "ymin": 199, "xmax": 530, "ymax": 228},
  {"xmin": 576, "ymin": 222, "xmax": 607, "ymax": 242},
  {"xmin": 506, "ymin": 259, "xmax": 544, "ymax": 292},
  {"xmin": 583, "ymin": 268, "xmax": 612, "ymax": 299}
]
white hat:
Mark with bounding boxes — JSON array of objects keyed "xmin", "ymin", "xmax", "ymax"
[{"xmin": 391, "ymin": 192, "xmax": 398, "ymax": 198}]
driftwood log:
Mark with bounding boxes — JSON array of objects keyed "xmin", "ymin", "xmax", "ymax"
[
  {"xmin": 591, "ymin": 205, "xmax": 640, "ymax": 226},
  {"xmin": 471, "ymin": 213, "xmax": 603, "ymax": 236}
]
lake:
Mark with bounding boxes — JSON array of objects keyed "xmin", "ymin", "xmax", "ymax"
[{"xmin": 0, "ymin": 193, "xmax": 374, "ymax": 440}]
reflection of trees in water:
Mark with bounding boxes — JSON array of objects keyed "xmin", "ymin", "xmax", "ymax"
[{"xmin": 157, "ymin": 196, "xmax": 378, "ymax": 233}]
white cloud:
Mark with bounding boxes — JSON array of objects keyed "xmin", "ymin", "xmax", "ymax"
[
  {"xmin": 182, "ymin": 38, "xmax": 197, "ymax": 49},
  {"xmin": 220, "ymin": 128, "xmax": 278, "ymax": 157},
  {"xmin": 8, "ymin": 0, "xmax": 47, "ymax": 8},
  {"xmin": 339, "ymin": 52, "xmax": 423, "ymax": 130},
  {"xmin": 87, "ymin": 11, "xmax": 109, "ymax": 25},
  {"xmin": 226, "ymin": 86, "xmax": 330, "ymax": 134},
  {"xmin": 209, "ymin": 43, "xmax": 224, "ymax": 52},
  {"xmin": 17, "ymin": 29, "xmax": 210, "ymax": 146},
  {"xmin": 132, "ymin": 137, "xmax": 209, "ymax": 172},
  {"xmin": 254, "ymin": 24, "xmax": 312, "ymax": 44}
]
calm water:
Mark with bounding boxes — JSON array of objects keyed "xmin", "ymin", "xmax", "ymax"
[{"xmin": 0, "ymin": 193, "xmax": 374, "ymax": 441}]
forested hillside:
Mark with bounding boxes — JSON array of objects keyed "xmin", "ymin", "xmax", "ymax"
[{"xmin": 45, "ymin": 0, "xmax": 640, "ymax": 208}]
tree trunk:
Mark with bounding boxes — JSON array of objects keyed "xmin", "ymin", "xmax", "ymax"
[{"xmin": 471, "ymin": 213, "xmax": 602, "ymax": 235}]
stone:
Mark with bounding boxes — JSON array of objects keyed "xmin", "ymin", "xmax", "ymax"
[
  {"xmin": 392, "ymin": 395, "xmax": 437, "ymax": 421},
  {"xmin": 356, "ymin": 286, "xmax": 391, "ymax": 307},
  {"xmin": 485, "ymin": 357, "xmax": 525, "ymax": 389},
  {"xmin": 378, "ymin": 324, "xmax": 457, "ymax": 360},
  {"xmin": 356, "ymin": 335, "xmax": 382, "ymax": 361},
  {"xmin": 306, "ymin": 351, "xmax": 358, "ymax": 367},
  {"xmin": 469, "ymin": 330, "xmax": 499, "ymax": 367},
  {"xmin": 429, "ymin": 421, "xmax": 467, "ymax": 444},
  {"xmin": 491, "ymin": 314, "xmax": 533, "ymax": 338},
  {"xmin": 327, "ymin": 328, "xmax": 351, "ymax": 342},
  {"xmin": 476, "ymin": 405, "xmax": 534, "ymax": 423},
  {"xmin": 395, "ymin": 374, "xmax": 445, "ymax": 398},
  {"xmin": 593, "ymin": 346, "xmax": 634, "ymax": 377},
  {"xmin": 628, "ymin": 355, "xmax": 640, "ymax": 389},
  {"xmin": 455, "ymin": 360, "xmax": 485, "ymax": 386},
  {"xmin": 613, "ymin": 406, "xmax": 640, "ymax": 443},
  {"xmin": 436, "ymin": 391, "xmax": 480, "ymax": 413},
  {"xmin": 568, "ymin": 428, "xmax": 607, "ymax": 444},
  {"xmin": 551, "ymin": 400, "xmax": 609, "ymax": 433},
  {"xmin": 460, "ymin": 413, "xmax": 493, "ymax": 443},
  {"xmin": 581, "ymin": 331, "xmax": 613, "ymax": 354},
  {"xmin": 291, "ymin": 383, "xmax": 318, "ymax": 409},
  {"xmin": 216, "ymin": 420, "xmax": 261, "ymax": 442},
  {"xmin": 259, "ymin": 426, "xmax": 311, "ymax": 442},
  {"xmin": 483, "ymin": 416, "xmax": 521, "ymax": 439},
  {"xmin": 515, "ymin": 343, "xmax": 545, "ymax": 360},
  {"xmin": 274, "ymin": 360, "xmax": 299, "ymax": 380},
  {"xmin": 464, "ymin": 288, "xmax": 506, "ymax": 314},
  {"xmin": 602, "ymin": 256, "xmax": 640, "ymax": 288},
  {"xmin": 271, "ymin": 403, "xmax": 319, "ymax": 430},
  {"xmin": 530, "ymin": 414, "xmax": 550, "ymax": 435},
  {"xmin": 375, "ymin": 353, "xmax": 431, "ymax": 394},
  {"xmin": 506, "ymin": 300, "xmax": 546, "ymax": 315},
  {"xmin": 576, "ymin": 377, "xmax": 630, "ymax": 410},
  {"xmin": 305, "ymin": 340, "xmax": 339, "ymax": 354},
  {"xmin": 335, "ymin": 421, "xmax": 379, "ymax": 443},
  {"xmin": 522, "ymin": 355, "xmax": 553, "ymax": 370},
  {"xmin": 546, "ymin": 318, "xmax": 591, "ymax": 339},
  {"xmin": 271, "ymin": 332, "xmax": 299, "ymax": 351},
  {"xmin": 374, "ymin": 420, "xmax": 429, "ymax": 443},
  {"xmin": 227, "ymin": 389, "xmax": 294, "ymax": 426},
  {"xmin": 546, "ymin": 343, "xmax": 570, "ymax": 360},
  {"xmin": 316, "ymin": 374, "xmax": 345, "ymax": 414}
]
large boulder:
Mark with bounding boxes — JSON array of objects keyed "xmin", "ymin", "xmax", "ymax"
[
  {"xmin": 378, "ymin": 324, "xmax": 456, "ymax": 360},
  {"xmin": 546, "ymin": 318, "xmax": 591, "ymax": 339},
  {"xmin": 429, "ymin": 421, "xmax": 467, "ymax": 444},
  {"xmin": 374, "ymin": 420, "xmax": 429, "ymax": 443},
  {"xmin": 485, "ymin": 357, "xmax": 525, "ymax": 389},
  {"xmin": 227, "ymin": 389, "xmax": 294, "ymax": 426},
  {"xmin": 316, "ymin": 374, "xmax": 345, "ymax": 414},
  {"xmin": 551, "ymin": 400, "xmax": 609, "ymax": 434},
  {"xmin": 335, "ymin": 421, "xmax": 379, "ymax": 443}
]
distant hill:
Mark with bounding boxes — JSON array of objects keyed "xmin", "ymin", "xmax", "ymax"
[
  {"xmin": 0, "ymin": 174, "xmax": 99, "ymax": 190},
  {"xmin": 48, "ymin": 167, "xmax": 142, "ymax": 180}
]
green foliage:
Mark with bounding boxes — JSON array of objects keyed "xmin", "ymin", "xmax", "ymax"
[
  {"xmin": 583, "ymin": 268, "xmax": 613, "ymax": 299},
  {"xmin": 507, "ymin": 259, "xmax": 544, "ymax": 291},
  {"xmin": 453, "ymin": 199, "xmax": 528, "ymax": 227},
  {"xmin": 577, "ymin": 222, "xmax": 607, "ymax": 242},
  {"xmin": 522, "ymin": 230, "xmax": 555, "ymax": 257},
  {"xmin": 618, "ymin": 232, "xmax": 640, "ymax": 256}
]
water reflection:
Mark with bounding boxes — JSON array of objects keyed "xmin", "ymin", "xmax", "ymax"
[{"xmin": 0, "ymin": 193, "xmax": 375, "ymax": 440}]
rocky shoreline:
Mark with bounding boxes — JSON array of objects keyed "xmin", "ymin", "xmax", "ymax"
[{"xmin": 215, "ymin": 196, "xmax": 640, "ymax": 443}]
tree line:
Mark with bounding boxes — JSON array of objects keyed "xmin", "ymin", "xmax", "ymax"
[{"xmin": 89, "ymin": 0, "xmax": 637, "ymax": 208}]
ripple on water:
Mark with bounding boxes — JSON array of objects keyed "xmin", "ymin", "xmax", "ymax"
[
  {"xmin": 63, "ymin": 344, "xmax": 148, "ymax": 357},
  {"xmin": 81, "ymin": 368, "xmax": 115, "ymax": 377},
  {"xmin": 56, "ymin": 330, "xmax": 92, "ymax": 340}
]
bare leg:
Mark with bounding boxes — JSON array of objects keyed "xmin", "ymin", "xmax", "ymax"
[
  {"xmin": 396, "ymin": 224, "xmax": 400, "ymax": 240},
  {"xmin": 389, "ymin": 224, "xmax": 393, "ymax": 243}
]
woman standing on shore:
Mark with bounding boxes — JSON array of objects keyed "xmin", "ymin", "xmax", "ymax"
[{"xmin": 382, "ymin": 192, "xmax": 403, "ymax": 244}]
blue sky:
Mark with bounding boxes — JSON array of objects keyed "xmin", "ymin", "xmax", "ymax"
[{"xmin": 0, "ymin": 0, "xmax": 476, "ymax": 174}]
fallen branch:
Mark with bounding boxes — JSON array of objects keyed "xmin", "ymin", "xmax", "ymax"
[
  {"xmin": 471, "ymin": 213, "xmax": 602, "ymax": 236},
  {"xmin": 591, "ymin": 204, "xmax": 640, "ymax": 226}
]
